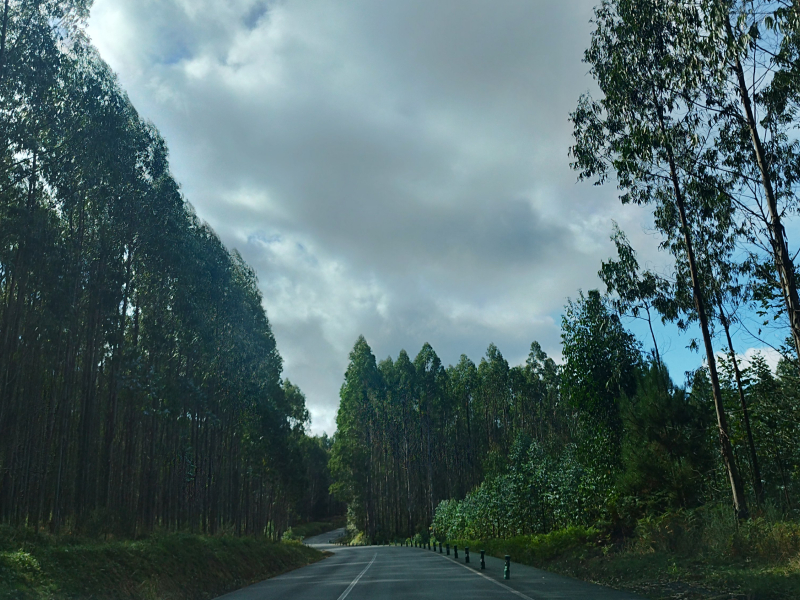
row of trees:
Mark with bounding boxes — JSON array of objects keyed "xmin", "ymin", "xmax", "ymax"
[
  {"xmin": 331, "ymin": 334, "xmax": 565, "ymax": 541},
  {"xmin": 0, "ymin": 0, "xmax": 338, "ymax": 536}
]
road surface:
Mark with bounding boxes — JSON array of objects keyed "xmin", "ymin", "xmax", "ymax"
[{"xmin": 215, "ymin": 531, "xmax": 643, "ymax": 599}]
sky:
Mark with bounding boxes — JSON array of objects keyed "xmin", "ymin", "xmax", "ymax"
[{"xmin": 86, "ymin": 0, "xmax": 782, "ymax": 435}]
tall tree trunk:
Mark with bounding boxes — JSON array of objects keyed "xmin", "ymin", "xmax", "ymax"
[
  {"xmin": 718, "ymin": 299, "xmax": 764, "ymax": 506},
  {"xmin": 0, "ymin": 0, "xmax": 10, "ymax": 83},
  {"xmin": 726, "ymin": 17, "xmax": 800, "ymax": 372},
  {"xmin": 656, "ymin": 95, "xmax": 749, "ymax": 521}
]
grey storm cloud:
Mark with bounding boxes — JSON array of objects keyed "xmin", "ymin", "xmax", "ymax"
[{"xmin": 88, "ymin": 0, "xmax": 658, "ymax": 434}]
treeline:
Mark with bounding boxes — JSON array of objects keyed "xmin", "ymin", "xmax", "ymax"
[
  {"xmin": 0, "ymin": 1, "xmax": 338, "ymax": 536},
  {"xmin": 331, "ymin": 334, "xmax": 558, "ymax": 540},
  {"xmin": 333, "ymin": 0, "xmax": 800, "ymax": 540},
  {"xmin": 334, "ymin": 295, "xmax": 800, "ymax": 543}
]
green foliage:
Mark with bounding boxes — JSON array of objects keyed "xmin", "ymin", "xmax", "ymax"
[
  {"xmin": 0, "ymin": 528, "xmax": 323, "ymax": 600},
  {"xmin": 618, "ymin": 363, "xmax": 715, "ymax": 514},
  {"xmin": 432, "ymin": 433, "xmax": 619, "ymax": 540},
  {"xmin": 0, "ymin": 1, "xmax": 338, "ymax": 536},
  {"xmin": 561, "ymin": 290, "xmax": 641, "ymax": 437},
  {"xmin": 285, "ymin": 516, "xmax": 346, "ymax": 541},
  {"xmin": 449, "ymin": 526, "xmax": 604, "ymax": 566}
]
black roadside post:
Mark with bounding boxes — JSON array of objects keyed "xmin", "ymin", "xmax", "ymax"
[
  {"xmin": 446, "ymin": 544, "xmax": 450, "ymax": 555},
  {"xmin": 480, "ymin": 550, "xmax": 485, "ymax": 570},
  {"xmin": 504, "ymin": 555, "xmax": 511, "ymax": 580},
  {"xmin": 439, "ymin": 542, "xmax": 442, "ymax": 553},
  {"xmin": 454, "ymin": 545, "xmax": 459, "ymax": 559},
  {"xmin": 465, "ymin": 547, "xmax": 470, "ymax": 563}
]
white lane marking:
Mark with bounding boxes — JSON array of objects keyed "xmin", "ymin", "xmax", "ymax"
[
  {"xmin": 336, "ymin": 553, "xmax": 377, "ymax": 600},
  {"xmin": 439, "ymin": 554, "xmax": 536, "ymax": 600}
]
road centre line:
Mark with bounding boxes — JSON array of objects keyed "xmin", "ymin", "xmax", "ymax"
[
  {"xmin": 336, "ymin": 553, "xmax": 377, "ymax": 600},
  {"xmin": 437, "ymin": 553, "xmax": 536, "ymax": 600}
]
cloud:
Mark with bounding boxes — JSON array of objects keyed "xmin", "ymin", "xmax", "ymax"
[
  {"xmin": 88, "ymin": 0, "xmax": 661, "ymax": 434},
  {"xmin": 720, "ymin": 347, "xmax": 783, "ymax": 374}
]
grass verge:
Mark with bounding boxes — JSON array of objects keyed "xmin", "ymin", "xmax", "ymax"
[
  {"xmin": 0, "ymin": 527, "xmax": 326, "ymax": 600},
  {"xmin": 450, "ymin": 515, "xmax": 800, "ymax": 600}
]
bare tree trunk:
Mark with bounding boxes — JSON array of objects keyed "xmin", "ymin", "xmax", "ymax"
[
  {"xmin": 656, "ymin": 96, "xmax": 749, "ymax": 521},
  {"xmin": 718, "ymin": 300, "xmax": 764, "ymax": 506}
]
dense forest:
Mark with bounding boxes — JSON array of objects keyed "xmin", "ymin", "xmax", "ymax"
[
  {"xmin": 330, "ymin": 0, "xmax": 800, "ymax": 543},
  {"xmin": 0, "ymin": 1, "xmax": 339, "ymax": 536}
]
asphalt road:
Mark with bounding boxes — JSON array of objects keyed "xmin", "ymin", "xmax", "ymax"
[{"xmin": 214, "ymin": 531, "xmax": 643, "ymax": 600}]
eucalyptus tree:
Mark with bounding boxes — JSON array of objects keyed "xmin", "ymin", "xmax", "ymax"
[
  {"xmin": 330, "ymin": 336, "xmax": 383, "ymax": 538},
  {"xmin": 600, "ymin": 223, "xmax": 670, "ymax": 366},
  {"xmin": 698, "ymin": 1, "xmax": 800, "ymax": 367},
  {"xmin": 571, "ymin": 0, "xmax": 750, "ymax": 519},
  {"xmin": 386, "ymin": 349, "xmax": 419, "ymax": 536},
  {"xmin": 523, "ymin": 341, "xmax": 562, "ymax": 446},
  {"xmin": 413, "ymin": 343, "xmax": 446, "ymax": 525},
  {"xmin": 561, "ymin": 290, "xmax": 641, "ymax": 456},
  {"xmin": 0, "ymin": 6, "xmax": 328, "ymax": 536},
  {"xmin": 476, "ymin": 344, "xmax": 512, "ymax": 457},
  {"xmin": 446, "ymin": 355, "xmax": 480, "ymax": 497}
]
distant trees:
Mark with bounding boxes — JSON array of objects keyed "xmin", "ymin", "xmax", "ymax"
[
  {"xmin": 331, "ymin": 335, "xmax": 574, "ymax": 541},
  {"xmin": 339, "ymin": 308, "xmax": 800, "ymax": 542},
  {"xmin": 0, "ymin": 0, "xmax": 334, "ymax": 536},
  {"xmin": 561, "ymin": 290, "xmax": 641, "ymax": 439}
]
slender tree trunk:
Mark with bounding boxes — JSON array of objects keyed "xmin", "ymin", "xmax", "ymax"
[
  {"xmin": 656, "ymin": 95, "xmax": 749, "ymax": 521},
  {"xmin": 644, "ymin": 304, "xmax": 661, "ymax": 367},
  {"xmin": 718, "ymin": 299, "xmax": 764, "ymax": 506},
  {"xmin": 0, "ymin": 0, "xmax": 10, "ymax": 83},
  {"xmin": 726, "ymin": 17, "xmax": 800, "ymax": 372}
]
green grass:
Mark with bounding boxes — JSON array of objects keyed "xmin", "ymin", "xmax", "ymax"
[
  {"xmin": 449, "ymin": 511, "xmax": 800, "ymax": 600},
  {"xmin": 0, "ymin": 527, "xmax": 326, "ymax": 600}
]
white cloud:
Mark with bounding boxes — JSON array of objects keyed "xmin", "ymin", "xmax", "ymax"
[{"xmin": 726, "ymin": 347, "xmax": 783, "ymax": 374}]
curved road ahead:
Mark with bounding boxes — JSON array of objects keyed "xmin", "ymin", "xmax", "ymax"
[{"xmin": 215, "ymin": 530, "xmax": 643, "ymax": 599}]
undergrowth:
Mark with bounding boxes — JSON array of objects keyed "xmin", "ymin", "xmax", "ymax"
[{"xmin": 450, "ymin": 506, "xmax": 800, "ymax": 600}]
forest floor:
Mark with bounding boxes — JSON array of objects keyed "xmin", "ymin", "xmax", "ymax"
[
  {"xmin": 451, "ymin": 521, "xmax": 800, "ymax": 600},
  {"xmin": 0, "ymin": 526, "xmax": 326, "ymax": 600}
]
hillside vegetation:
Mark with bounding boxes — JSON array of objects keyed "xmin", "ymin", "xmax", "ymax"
[{"xmin": 0, "ymin": 527, "xmax": 325, "ymax": 600}]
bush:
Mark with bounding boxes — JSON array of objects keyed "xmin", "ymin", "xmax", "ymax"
[
  {"xmin": 449, "ymin": 526, "xmax": 605, "ymax": 566},
  {"xmin": 631, "ymin": 504, "xmax": 800, "ymax": 563},
  {"xmin": 432, "ymin": 434, "xmax": 618, "ymax": 541}
]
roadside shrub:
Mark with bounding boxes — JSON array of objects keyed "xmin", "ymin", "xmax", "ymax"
[
  {"xmin": 631, "ymin": 505, "xmax": 800, "ymax": 563},
  {"xmin": 432, "ymin": 435, "xmax": 618, "ymax": 541},
  {"xmin": 450, "ymin": 526, "xmax": 604, "ymax": 566},
  {"xmin": 633, "ymin": 510, "xmax": 703, "ymax": 554}
]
